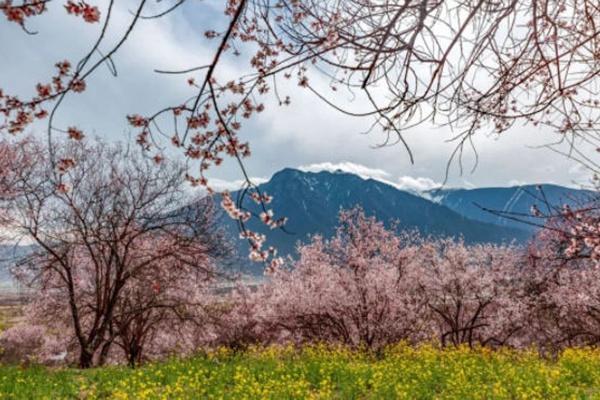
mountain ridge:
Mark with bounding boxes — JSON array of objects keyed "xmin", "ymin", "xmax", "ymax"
[
  {"xmin": 1, "ymin": 169, "xmax": 593, "ymax": 282},
  {"xmin": 217, "ymin": 168, "xmax": 558, "ymax": 273},
  {"xmin": 428, "ymin": 184, "xmax": 595, "ymax": 231}
]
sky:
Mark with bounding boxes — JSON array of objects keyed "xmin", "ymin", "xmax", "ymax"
[{"xmin": 0, "ymin": 0, "xmax": 596, "ymax": 193}]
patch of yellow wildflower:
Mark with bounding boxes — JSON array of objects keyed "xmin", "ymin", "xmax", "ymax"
[{"xmin": 3, "ymin": 344, "xmax": 600, "ymax": 399}]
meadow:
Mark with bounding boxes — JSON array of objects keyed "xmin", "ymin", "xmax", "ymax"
[{"xmin": 2, "ymin": 344, "xmax": 600, "ymax": 399}]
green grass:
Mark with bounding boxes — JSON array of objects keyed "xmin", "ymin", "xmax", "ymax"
[{"xmin": 2, "ymin": 344, "xmax": 600, "ymax": 399}]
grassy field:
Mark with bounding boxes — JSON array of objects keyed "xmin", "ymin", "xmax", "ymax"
[{"xmin": 1, "ymin": 344, "xmax": 600, "ymax": 399}]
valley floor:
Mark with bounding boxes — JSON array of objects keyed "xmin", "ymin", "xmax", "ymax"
[{"xmin": 1, "ymin": 344, "xmax": 600, "ymax": 399}]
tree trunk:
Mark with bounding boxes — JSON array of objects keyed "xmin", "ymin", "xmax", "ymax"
[
  {"xmin": 79, "ymin": 348, "xmax": 94, "ymax": 369},
  {"xmin": 98, "ymin": 340, "xmax": 113, "ymax": 366},
  {"xmin": 127, "ymin": 343, "xmax": 140, "ymax": 368}
]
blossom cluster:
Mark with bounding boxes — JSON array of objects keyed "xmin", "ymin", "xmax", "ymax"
[
  {"xmin": 0, "ymin": 60, "xmax": 88, "ymax": 137},
  {"xmin": 0, "ymin": 0, "xmax": 46, "ymax": 26},
  {"xmin": 1, "ymin": 0, "xmax": 99, "ymax": 26},
  {"xmin": 64, "ymin": 0, "xmax": 99, "ymax": 23}
]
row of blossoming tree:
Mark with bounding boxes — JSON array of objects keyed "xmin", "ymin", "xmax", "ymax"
[
  {"xmin": 221, "ymin": 207, "xmax": 600, "ymax": 354},
  {"xmin": 0, "ymin": 136, "xmax": 599, "ymax": 368}
]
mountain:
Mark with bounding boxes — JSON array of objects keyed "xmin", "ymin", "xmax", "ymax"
[
  {"xmin": 215, "ymin": 168, "xmax": 538, "ymax": 272},
  {"xmin": 429, "ymin": 184, "xmax": 595, "ymax": 232},
  {"xmin": 2, "ymin": 170, "xmax": 592, "ymax": 279}
]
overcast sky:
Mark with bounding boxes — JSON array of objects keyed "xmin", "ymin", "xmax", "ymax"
[{"xmin": 0, "ymin": 0, "xmax": 596, "ymax": 192}]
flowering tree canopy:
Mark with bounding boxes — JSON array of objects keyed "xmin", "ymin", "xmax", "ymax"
[
  {"xmin": 1, "ymin": 138, "xmax": 231, "ymax": 368},
  {"xmin": 5, "ymin": 206, "xmax": 600, "ymax": 365}
]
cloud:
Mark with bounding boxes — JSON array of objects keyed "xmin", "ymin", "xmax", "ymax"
[
  {"xmin": 299, "ymin": 161, "xmax": 441, "ymax": 193},
  {"xmin": 395, "ymin": 176, "xmax": 441, "ymax": 192},
  {"xmin": 1, "ymin": 2, "xmax": 596, "ymax": 189},
  {"xmin": 298, "ymin": 161, "xmax": 390, "ymax": 181},
  {"xmin": 206, "ymin": 177, "xmax": 269, "ymax": 193}
]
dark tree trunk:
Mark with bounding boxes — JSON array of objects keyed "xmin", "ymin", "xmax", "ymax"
[
  {"xmin": 79, "ymin": 349, "xmax": 94, "ymax": 369},
  {"xmin": 127, "ymin": 342, "xmax": 141, "ymax": 368},
  {"xmin": 98, "ymin": 340, "xmax": 113, "ymax": 366}
]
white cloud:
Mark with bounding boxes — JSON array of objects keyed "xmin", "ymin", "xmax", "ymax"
[
  {"xmin": 508, "ymin": 179, "xmax": 529, "ymax": 187},
  {"xmin": 395, "ymin": 176, "xmax": 441, "ymax": 192},
  {"xmin": 298, "ymin": 161, "xmax": 442, "ymax": 193},
  {"xmin": 1, "ymin": 2, "xmax": 596, "ymax": 189},
  {"xmin": 298, "ymin": 161, "xmax": 390, "ymax": 181},
  {"xmin": 207, "ymin": 177, "xmax": 269, "ymax": 193}
]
